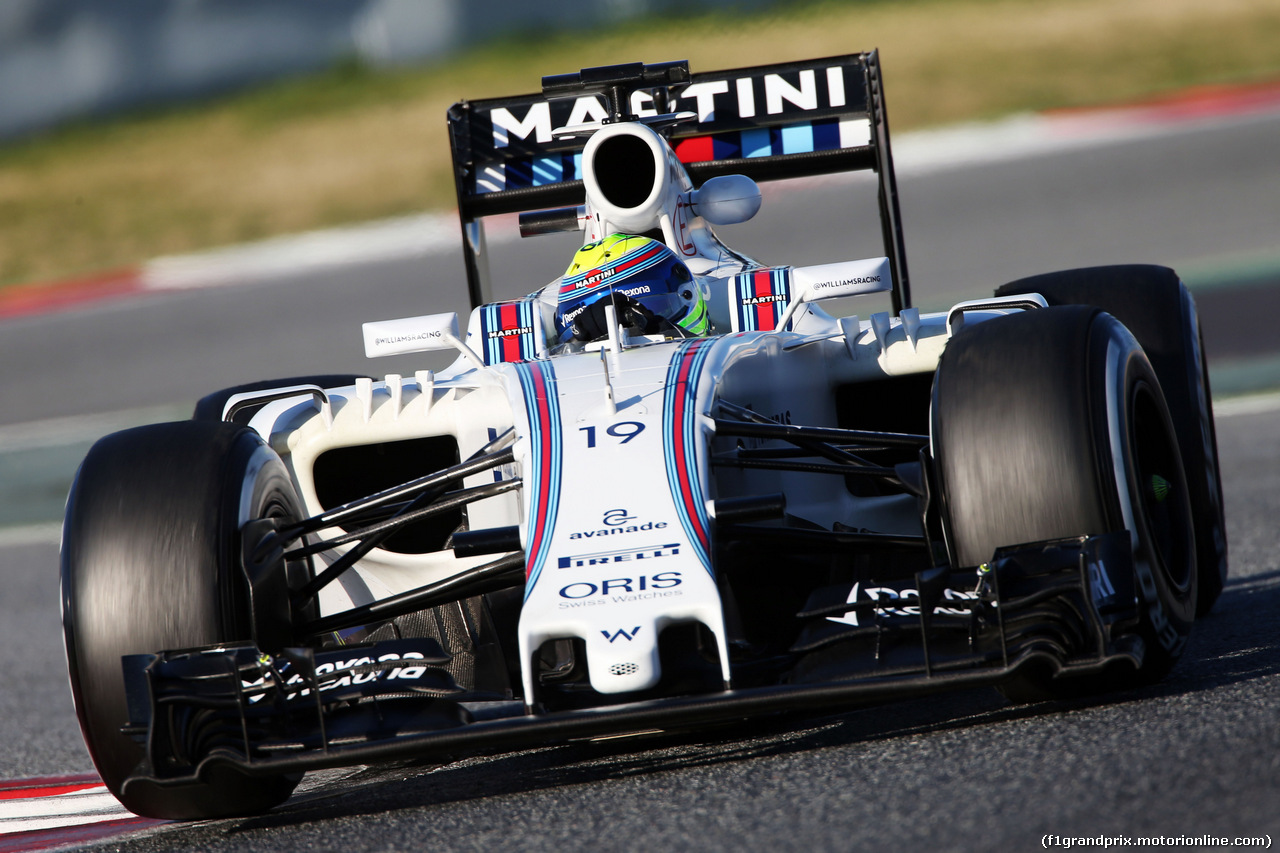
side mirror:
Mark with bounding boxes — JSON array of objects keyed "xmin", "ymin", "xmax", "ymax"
[
  {"xmin": 691, "ymin": 175, "xmax": 761, "ymax": 225},
  {"xmin": 362, "ymin": 313, "xmax": 485, "ymax": 369},
  {"xmin": 774, "ymin": 257, "xmax": 892, "ymax": 331},
  {"xmin": 791, "ymin": 257, "xmax": 891, "ymax": 302}
]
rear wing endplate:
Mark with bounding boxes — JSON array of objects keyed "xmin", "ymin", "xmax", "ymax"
[{"xmin": 447, "ymin": 50, "xmax": 910, "ymax": 314}]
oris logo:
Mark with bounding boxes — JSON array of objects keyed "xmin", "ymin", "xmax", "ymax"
[{"xmin": 558, "ymin": 571, "xmax": 683, "ymax": 599}]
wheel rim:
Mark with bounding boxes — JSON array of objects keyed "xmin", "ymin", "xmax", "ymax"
[{"xmin": 1131, "ymin": 383, "xmax": 1195, "ymax": 594}]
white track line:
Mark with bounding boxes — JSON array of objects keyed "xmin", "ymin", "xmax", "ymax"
[
  {"xmin": 1214, "ymin": 389, "xmax": 1280, "ymax": 417},
  {"xmin": 0, "ymin": 785, "xmax": 138, "ymax": 835},
  {"xmin": 0, "ymin": 523, "xmax": 61, "ymax": 547},
  {"xmin": 0, "ymin": 404, "xmax": 190, "ymax": 452},
  {"xmin": 142, "ymin": 211, "xmax": 465, "ymax": 291}
]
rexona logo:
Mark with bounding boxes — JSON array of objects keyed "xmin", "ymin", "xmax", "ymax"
[
  {"xmin": 559, "ymin": 571, "xmax": 683, "ymax": 599},
  {"xmin": 558, "ymin": 543, "xmax": 680, "ymax": 569}
]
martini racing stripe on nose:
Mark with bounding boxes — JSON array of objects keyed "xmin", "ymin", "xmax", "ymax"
[
  {"xmin": 514, "ymin": 360, "xmax": 562, "ymax": 596},
  {"xmin": 663, "ymin": 338, "xmax": 715, "ymax": 576}
]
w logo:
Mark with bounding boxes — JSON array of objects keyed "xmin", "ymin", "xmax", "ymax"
[{"xmin": 601, "ymin": 627, "xmax": 641, "ymax": 643}]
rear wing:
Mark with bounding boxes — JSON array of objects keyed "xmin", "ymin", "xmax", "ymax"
[{"xmin": 447, "ymin": 50, "xmax": 911, "ymax": 314}]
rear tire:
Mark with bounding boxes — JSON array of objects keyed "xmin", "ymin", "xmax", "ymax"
[
  {"xmin": 61, "ymin": 421, "xmax": 302, "ymax": 819},
  {"xmin": 996, "ymin": 265, "xmax": 1226, "ymax": 615},
  {"xmin": 931, "ymin": 306, "xmax": 1197, "ymax": 701}
]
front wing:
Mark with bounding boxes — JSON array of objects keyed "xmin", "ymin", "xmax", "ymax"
[{"xmin": 119, "ymin": 533, "xmax": 1141, "ymax": 797}]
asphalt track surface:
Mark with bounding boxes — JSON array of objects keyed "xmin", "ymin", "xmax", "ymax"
[{"xmin": 1, "ymin": 107, "xmax": 1279, "ymax": 851}]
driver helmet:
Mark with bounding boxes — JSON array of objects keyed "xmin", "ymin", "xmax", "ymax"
[{"xmin": 554, "ymin": 234, "xmax": 709, "ymax": 341}]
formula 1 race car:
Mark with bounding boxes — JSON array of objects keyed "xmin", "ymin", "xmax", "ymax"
[{"xmin": 61, "ymin": 52, "xmax": 1227, "ymax": 820}]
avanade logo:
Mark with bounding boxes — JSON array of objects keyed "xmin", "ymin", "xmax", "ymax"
[{"xmin": 568, "ymin": 507, "xmax": 670, "ymax": 540}]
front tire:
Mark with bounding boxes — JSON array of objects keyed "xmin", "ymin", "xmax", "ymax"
[
  {"xmin": 61, "ymin": 421, "xmax": 302, "ymax": 819},
  {"xmin": 931, "ymin": 306, "xmax": 1197, "ymax": 700},
  {"xmin": 193, "ymin": 374, "xmax": 370, "ymax": 424},
  {"xmin": 996, "ymin": 265, "xmax": 1226, "ymax": 615}
]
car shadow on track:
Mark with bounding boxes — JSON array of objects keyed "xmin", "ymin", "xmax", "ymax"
[{"xmin": 1155, "ymin": 567, "xmax": 1280, "ymax": 690}]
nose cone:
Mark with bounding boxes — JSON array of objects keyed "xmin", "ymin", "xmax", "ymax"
[
  {"xmin": 510, "ymin": 339, "xmax": 732, "ymax": 706},
  {"xmin": 585, "ymin": 622, "xmax": 661, "ymax": 693}
]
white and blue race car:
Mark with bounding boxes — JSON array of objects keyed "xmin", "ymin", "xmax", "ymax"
[{"xmin": 61, "ymin": 53, "xmax": 1226, "ymax": 819}]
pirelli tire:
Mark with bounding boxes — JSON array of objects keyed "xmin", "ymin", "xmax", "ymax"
[
  {"xmin": 996, "ymin": 265, "xmax": 1226, "ymax": 616},
  {"xmin": 931, "ymin": 305, "xmax": 1197, "ymax": 701},
  {"xmin": 61, "ymin": 420, "xmax": 303, "ymax": 820}
]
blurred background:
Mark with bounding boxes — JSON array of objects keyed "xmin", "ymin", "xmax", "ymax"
[
  {"xmin": 3, "ymin": 0, "xmax": 1279, "ymax": 288},
  {"xmin": 0, "ymin": 0, "xmax": 780, "ymax": 141}
]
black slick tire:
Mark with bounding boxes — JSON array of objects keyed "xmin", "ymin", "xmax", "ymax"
[
  {"xmin": 61, "ymin": 420, "xmax": 302, "ymax": 819},
  {"xmin": 996, "ymin": 265, "xmax": 1226, "ymax": 615},
  {"xmin": 931, "ymin": 306, "xmax": 1197, "ymax": 700}
]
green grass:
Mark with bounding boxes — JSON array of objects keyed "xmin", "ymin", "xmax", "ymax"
[{"xmin": 3, "ymin": 0, "xmax": 1280, "ymax": 289}]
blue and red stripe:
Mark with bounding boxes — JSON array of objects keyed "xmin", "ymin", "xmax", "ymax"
[
  {"xmin": 514, "ymin": 361, "xmax": 561, "ymax": 595},
  {"xmin": 473, "ymin": 118, "xmax": 857, "ymax": 194},
  {"xmin": 480, "ymin": 298, "xmax": 538, "ymax": 364},
  {"xmin": 662, "ymin": 339, "xmax": 715, "ymax": 575},
  {"xmin": 673, "ymin": 118, "xmax": 849, "ymax": 165},
  {"xmin": 499, "ymin": 303, "xmax": 520, "ymax": 363},
  {"xmin": 733, "ymin": 267, "xmax": 791, "ymax": 332}
]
